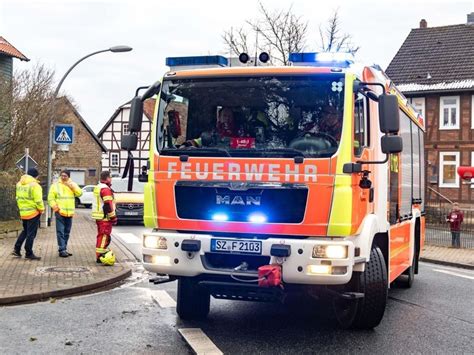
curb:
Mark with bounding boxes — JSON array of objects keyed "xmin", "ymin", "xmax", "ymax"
[
  {"xmin": 0, "ymin": 268, "xmax": 132, "ymax": 306},
  {"xmin": 420, "ymin": 257, "xmax": 474, "ymax": 270}
]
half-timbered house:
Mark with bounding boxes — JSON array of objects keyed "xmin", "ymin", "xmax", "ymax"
[{"xmin": 98, "ymin": 99, "xmax": 155, "ymax": 176}]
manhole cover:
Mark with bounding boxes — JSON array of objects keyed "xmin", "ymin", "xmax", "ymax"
[{"xmin": 37, "ymin": 266, "xmax": 90, "ymax": 274}]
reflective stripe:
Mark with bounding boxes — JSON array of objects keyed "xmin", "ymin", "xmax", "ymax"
[
  {"xmin": 92, "ymin": 183, "xmax": 115, "ymax": 221},
  {"xmin": 96, "ymin": 248, "xmax": 109, "ymax": 254},
  {"xmin": 100, "ymin": 236, "xmax": 107, "ymax": 249}
]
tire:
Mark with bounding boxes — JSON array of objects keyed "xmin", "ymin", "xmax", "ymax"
[
  {"xmin": 333, "ymin": 246, "xmax": 388, "ymax": 329},
  {"xmin": 176, "ymin": 277, "xmax": 210, "ymax": 320},
  {"xmin": 75, "ymin": 198, "xmax": 80, "ymax": 207},
  {"xmin": 397, "ymin": 251, "xmax": 416, "ymax": 288}
]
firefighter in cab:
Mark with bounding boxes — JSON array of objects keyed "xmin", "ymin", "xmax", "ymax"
[{"xmin": 91, "ymin": 170, "xmax": 116, "ymax": 266}]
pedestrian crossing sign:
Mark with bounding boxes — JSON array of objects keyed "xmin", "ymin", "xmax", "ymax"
[{"xmin": 54, "ymin": 125, "xmax": 74, "ymax": 144}]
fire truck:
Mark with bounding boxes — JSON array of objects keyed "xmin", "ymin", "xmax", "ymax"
[{"xmin": 121, "ymin": 52, "xmax": 425, "ymax": 329}]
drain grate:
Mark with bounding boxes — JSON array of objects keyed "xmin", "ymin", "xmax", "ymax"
[{"xmin": 37, "ymin": 266, "xmax": 90, "ymax": 274}]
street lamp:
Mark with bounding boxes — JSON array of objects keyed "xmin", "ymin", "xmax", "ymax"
[{"xmin": 45, "ymin": 45, "xmax": 132, "ymax": 226}]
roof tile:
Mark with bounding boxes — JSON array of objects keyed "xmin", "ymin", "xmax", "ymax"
[
  {"xmin": 386, "ymin": 24, "xmax": 474, "ymax": 89},
  {"xmin": 0, "ymin": 36, "xmax": 29, "ymax": 61}
]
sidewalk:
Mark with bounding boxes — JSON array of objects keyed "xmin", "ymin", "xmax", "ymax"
[
  {"xmin": 0, "ymin": 210, "xmax": 135, "ymax": 305},
  {"xmin": 421, "ymin": 244, "xmax": 474, "ymax": 269}
]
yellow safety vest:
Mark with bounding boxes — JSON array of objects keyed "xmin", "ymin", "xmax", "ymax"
[
  {"xmin": 48, "ymin": 179, "xmax": 82, "ymax": 217},
  {"xmin": 92, "ymin": 183, "xmax": 116, "ymax": 221},
  {"xmin": 16, "ymin": 175, "xmax": 45, "ymax": 220}
]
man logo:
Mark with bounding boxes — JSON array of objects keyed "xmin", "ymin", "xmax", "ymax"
[{"xmin": 216, "ymin": 195, "xmax": 261, "ymax": 206}]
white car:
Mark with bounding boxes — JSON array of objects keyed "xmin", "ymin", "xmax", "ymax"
[{"xmin": 76, "ymin": 185, "xmax": 95, "ymax": 208}]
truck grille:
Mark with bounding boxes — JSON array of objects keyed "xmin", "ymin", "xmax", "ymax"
[
  {"xmin": 202, "ymin": 253, "xmax": 271, "ymax": 272},
  {"xmin": 175, "ymin": 181, "xmax": 308, "ymax": 223}
]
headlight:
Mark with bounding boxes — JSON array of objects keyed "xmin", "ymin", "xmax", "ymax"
[
  {"xmin": 143, "ymin": 255, "xmax": 170, "ymax": 265},
  {"xmin": 143, "ymin": 235, "xmax": 167, "ymax": 249},
  {"xmin": 312, "ymin": 245, "xmax": 347, "ymax": 259},
  {"xmin": 307, "ymin": 265, "xmax": 331, "ymax": 275}
]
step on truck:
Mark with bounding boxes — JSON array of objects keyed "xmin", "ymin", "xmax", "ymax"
[{"xmin": 121, "ymin": 52, "xmax": 425, "ymax": 329}]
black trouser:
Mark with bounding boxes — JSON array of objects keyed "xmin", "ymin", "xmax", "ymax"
[{"xmin": 14, "ymin": 215, "xmax": 41, "ymax": 256}]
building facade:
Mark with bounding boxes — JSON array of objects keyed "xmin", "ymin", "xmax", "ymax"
[
  {"xmin": 0, "ymin": 36, "xmax": 29, "ymax": 82},
  {"xmin": 53, "ymin": 98, "xmax": 107, "ymax": 186},
  {"xmin": 386, "ymin": 14, "xmax": 474, "ymax": 205},
  {"xmin": 98, "ymin": 99, "xmax": 155, "ymax": 176}
]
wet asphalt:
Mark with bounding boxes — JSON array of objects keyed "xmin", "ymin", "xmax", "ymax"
[{"xmin": 0, "ymin": 223, "xmax": 472, "ymax": 354}]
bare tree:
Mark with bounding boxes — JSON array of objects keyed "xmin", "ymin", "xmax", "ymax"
[
  {"xmin": 318, "ymin": 9, "xmax": 359, "ymax": 54},
  {"xmin": 0, "ymin": 64, "xmax": 67, "ymax": 173},
  {"xmin": 222, "ymin": 2, "xmax": 308, "ymax": 65},
  {"xmin": 223, "ymin": 4, "xmax": 359, "ymax": 65}
]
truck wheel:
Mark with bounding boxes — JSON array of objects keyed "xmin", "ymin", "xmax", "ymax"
[
  {"xmin": 397, "ymin": 251, "xmax": 416, "ymax": 288},
  {"xmin": 176, "ymin": 277, "xmax": 210, "ymax": 320},
  {"xmin": 333, "ymin": 246, "xmax": 388, "ymax": 329}
]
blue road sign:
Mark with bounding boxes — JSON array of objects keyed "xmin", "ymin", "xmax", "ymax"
[{"xmin": 54, "ymin": 124, "xmax": 74, "ymax": 144}]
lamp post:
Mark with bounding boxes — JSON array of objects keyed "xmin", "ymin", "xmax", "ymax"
[{"xmin": 45, "ymin": 45, "xmax": 132, "ymax": 226}]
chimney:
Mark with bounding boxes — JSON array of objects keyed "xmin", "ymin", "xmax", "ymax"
[
  {"xmin": 468, "ymin": 12, "xmax": 474, "ymax": 24},
  {"xmin": 420, "ymin": 19, "xmax": 428, "ymax": 28}
]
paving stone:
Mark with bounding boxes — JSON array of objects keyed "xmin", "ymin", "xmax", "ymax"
[{"xmin": 0, "ymin": 211, "xmax": 134, "ymax": 303}]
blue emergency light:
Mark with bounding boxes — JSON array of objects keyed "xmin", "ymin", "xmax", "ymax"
[
  {"xmin": 165, "ymin": 55, "xmax": 228, "ymax": 67},
  {"xmin": 289, "ymin": 52, "xmax": 354, "ymax": 67}
]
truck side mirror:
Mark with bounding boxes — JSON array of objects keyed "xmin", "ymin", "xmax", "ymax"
[
  {"xmin": 141, "ymin": 80, "xmax": 162, "ymax": 101},
  {"xmin": 129, "ymin": 96, "xmax": 144, "ymax": 132},
  {"xmin": 381, "ymin": 135, "xmax": 402, "ymax": 154},
  {"xmin": 138, "ymin": 165, "xmax": 148, "ymax": 182},
  {"xmin": 121, "ymin": 134, "xmax": 138, "ymax": 151},
  {"xmin": 378, "ymin": 94, "xmax": 399, "ymax": 134}
]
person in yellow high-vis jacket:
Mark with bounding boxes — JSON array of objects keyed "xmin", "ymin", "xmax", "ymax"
[
  {"xmin": 12, "ymin": 168, "xmax": 44, "ymax": 260},
  {"xmin": 48, "ymin": 170, "xmax": 82, "ymax": 257}
]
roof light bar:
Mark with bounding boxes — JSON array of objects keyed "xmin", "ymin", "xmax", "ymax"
[
  {"xmin": 165, "ymin": 55, "xmax": 228, "ymax": 68},
  {"xmin": 289, "ymin": 52, "xmax": 354, "ymax": 67}
]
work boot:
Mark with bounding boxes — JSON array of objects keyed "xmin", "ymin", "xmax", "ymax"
[
  {"xmin": 11, "ymin": 250, "xmax": 21, "ymax": 257},
  {"xmin": 59, "ymin": 251, "xmax": 69, "ymax": 258},
  {"xmin": 67, "ymin": 252, "xmax": 73, "ymax": 256},
  {"xmin": 25, "ymin": 254, "xmax": 41, "ymax": 260}
]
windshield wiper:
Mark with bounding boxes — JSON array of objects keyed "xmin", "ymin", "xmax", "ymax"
[
  {"xmin": 161, "ymin": 147, "xmax": 231, "ymax": 157},
  {"xmin": 259, "ymin": 148, "xmax": 307, "ymax": 158}
]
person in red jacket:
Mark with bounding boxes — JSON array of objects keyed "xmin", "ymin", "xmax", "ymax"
[
  {"xmin": 91, "ymin": 171, "xmax": 117, "ymax": 262},
  {"xmin": 446, "ymin": 202, "xmax": 463, "ymax": 248}
]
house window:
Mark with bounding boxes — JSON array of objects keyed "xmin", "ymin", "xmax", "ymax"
[
  {"xmin": 110, "ymin": 153, "xmax": 119, "ymax": 167},
  {"xmin": 472, "ymin": 152, "xmax": 474, "ymax": 188},
  {"xmin": 88, "ymin": 169, "xmax": 96, "ymax": 177},
  {"xmin": 410, "ymin": 97, "xmax": 425, "ymax": 119},
  {"xmin": 440, "ymin": 96, "xmax": 460, "ymax": 130},
  {"xmin": 123, "ymin": 123, "xmax": 129, "ymax": 135},
  {"xmin": 471, "ymin": 95, "xmax": 474, "ymax": 129},
  {"xmin": 439, "ymin": 152, "xmax": 460, "ymax": 188}
]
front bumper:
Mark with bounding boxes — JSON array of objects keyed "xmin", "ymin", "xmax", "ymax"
[{"xmin": 142, "ymin": 231, "xmax": 362, "ymax": 285}]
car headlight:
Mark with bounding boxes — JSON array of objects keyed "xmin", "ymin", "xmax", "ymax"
[
  {"xmin": 312, "ymin": 245, "xmax": 347, "ymax": 259},
  {"xmin": 143, "ymin": 235, "xmax": 167, "ymax": 249}
]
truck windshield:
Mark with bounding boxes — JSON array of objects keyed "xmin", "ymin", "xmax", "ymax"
[{"xmin": 157, "ymin": 74, "xmax": 345, "ymax": 158}]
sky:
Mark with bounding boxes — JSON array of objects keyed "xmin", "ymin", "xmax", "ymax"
[{"xmin": 1, "ymin": 0, "xmax": 473, "ymax": 133}]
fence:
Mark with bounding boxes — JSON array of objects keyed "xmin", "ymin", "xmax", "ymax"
[
  {"xmin": 0, "ymin": 186, "xmax": 18, "ymax": 221},
  {"xmin": 425, "ymin": 205, "xmax": 474, "ymax": 249}
]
